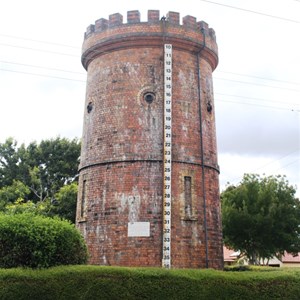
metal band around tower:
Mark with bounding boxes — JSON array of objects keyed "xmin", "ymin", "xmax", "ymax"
[{"xmin": 162, "ymin": 44, "xmax": 172, "ymax": 269}]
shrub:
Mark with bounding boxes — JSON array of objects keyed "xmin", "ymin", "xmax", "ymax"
[
  {"xmin": 0, "ymin": 266, "xmax": 300, "ymax": 300},
  {"xmin": 224, "ymin": 265, "xmax": 250, "ymax": 272},
  {"xmin": 0, "ymin": 213, "xmax": 88, "ymax": 268}
]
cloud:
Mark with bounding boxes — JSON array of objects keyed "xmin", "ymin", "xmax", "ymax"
[
  {"xmin": 216, "ymin": 104, "xmax": 300, "ymax": 155},
  {"xmin": 218, "ymin": 152, "xmax": 299, "ymax": 196}
]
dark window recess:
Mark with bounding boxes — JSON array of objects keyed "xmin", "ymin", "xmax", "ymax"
[
  {"xmin": 87, "ymin": 102, "xmax": 93, "ymax": 113},
  {"xmin": 81, "ymin": 180, "xmax": 87, "ymax": 217},
  {"xmin": 207, "ymin": 102, "xmax": 212, "ymax": 113},
  {"xmin": 144, "ymin": 92, "xmax": 155, "ymax": 104},
  {"xmin": 184, "ymin": 176, "xmax": 192, "ymax": 217}
]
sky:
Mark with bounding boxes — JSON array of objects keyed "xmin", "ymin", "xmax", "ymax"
[{"xmin": 0, "ymin": 0, "xmax": 299, "ymax": 196}]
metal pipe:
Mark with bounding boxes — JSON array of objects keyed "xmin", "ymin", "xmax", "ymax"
[{"xmin": 196, "ymin": 27, "xmax": 209, "ymax": 269}]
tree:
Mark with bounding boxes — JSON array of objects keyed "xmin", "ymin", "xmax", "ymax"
[
  {"xmin": 0, "ymin": 138, "xmax": 20, "ymax": 187},
  {"xmin": 0, "ymin": 180, "xmax": 30, "ymax": 208},
  {"xmin": 35, "ymin": 138, "xmax": 80, "ymax": 196},
  {"xmin": 221, "ymin": 174, "xmax": 300, "ymax": 265},
  {"xmin": 49, "ymin": 182, "xmax": 78, "ymax": 223},
  {"xmin": 0, "ymin": 137, "xmax": 81, "ymax": 221}
]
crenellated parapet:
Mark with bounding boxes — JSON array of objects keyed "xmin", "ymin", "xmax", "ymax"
[{"xmin": 82, "ymin": 10, "xmax": 218, "ymax": 71}]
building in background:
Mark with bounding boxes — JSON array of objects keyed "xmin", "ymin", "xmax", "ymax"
[{"xmin": 223, "ymin": 246, "xmax": 300, "ymax": 267}]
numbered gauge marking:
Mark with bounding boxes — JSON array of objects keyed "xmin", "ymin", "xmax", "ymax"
[{"xmin": 163, "ymin": 44, "xmax": 172, "ymax": 269}]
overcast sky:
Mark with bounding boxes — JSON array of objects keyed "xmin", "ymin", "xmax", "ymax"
[{"xmin": 0, "ymin": 0, "xmax": 299, "ymax": 196}]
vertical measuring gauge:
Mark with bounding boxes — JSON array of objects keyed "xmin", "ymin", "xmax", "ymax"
[{"xmin": 162, "ymin": 44, "xmax": 172, "ymax": 269}]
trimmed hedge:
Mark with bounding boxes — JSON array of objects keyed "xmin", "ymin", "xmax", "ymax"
[
  {"xmin": 0, "ymin": 266, "xmax": 300, "ymax": 299},
  {"xmin": 0, "ymin": 213, "xmax": 88, "ymax": 268}
]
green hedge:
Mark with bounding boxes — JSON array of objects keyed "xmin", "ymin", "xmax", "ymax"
[
  {"xmin": 0, "ymin": 266, "xmax": 299, "ymax": 299},
  {"xmin": 0, "ymin": 213, "xmax": 88, "ymax": 268}
]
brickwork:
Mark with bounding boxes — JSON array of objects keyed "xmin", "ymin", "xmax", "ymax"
[{"xmin": 77, "ymin": 10, "xmax": 223, "ymax": 269}]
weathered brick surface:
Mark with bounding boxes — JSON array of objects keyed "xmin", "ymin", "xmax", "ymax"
[{"xmin": 77, "ymin": 10, "xmax": 223, "ymax": 269}]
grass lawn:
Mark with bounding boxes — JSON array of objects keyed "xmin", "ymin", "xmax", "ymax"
[{"xmin": 0, "ymin": 265, "xmax": 300, "ymax": 299}]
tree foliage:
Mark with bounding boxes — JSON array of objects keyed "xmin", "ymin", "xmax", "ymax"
[
  {"xmin": 0, "ymin": 138, "xmax": 20, "ymax": 187},
  {"xmin": 3, "ymin": 183, "xmax": 78, "ymax": 223},
  {"xmin": 49, "ymin": 182, "xmax": 78, "ymax": 223},
  {"xmin": 0, "ymin": 137, "xmax": 80, "ymax": 222},
  {"xmin": 221, "ymin": 174, "xmax": 300, "ymax": 265},
  {"xmin": 0, "ymin": 180, "xmax": 30, "ymax": 209}
]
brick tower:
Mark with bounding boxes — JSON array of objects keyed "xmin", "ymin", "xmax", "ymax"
[{"xmin": 76, "ymin": 10, "xmax": 223, "ymax": 269}]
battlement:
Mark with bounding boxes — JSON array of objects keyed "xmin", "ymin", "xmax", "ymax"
[
  {"xmin": 82, "ymin": 10, "xmax": 218, "ymax": 71},
  {"xmin": 84, "ymin": 10, "xmax": 216, "ymax": 41}
]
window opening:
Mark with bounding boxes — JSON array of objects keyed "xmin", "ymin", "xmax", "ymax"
[
  {"xmin": 81, "ymin": 180, "xmax": 87, "ymax": 218},
  {"xmin": 184, "ymin": 176, "xmax": 192, "ymax": 218},
  {"xmin": 87, "ymin": 102, "xmax": 93, "ymax": 113},
  {"xmin": 144, "ymin": 92, "xmax": 155, "ymax": 104}
]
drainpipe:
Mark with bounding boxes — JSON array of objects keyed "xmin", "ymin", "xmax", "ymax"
[{"xmin": 196, "ymin": 27, "xmax": 209, "ymax": 269}]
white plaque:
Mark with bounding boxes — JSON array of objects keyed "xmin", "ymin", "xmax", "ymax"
[{"xmin": 128, "ymin": 222, "xmax": 150, "ymax": 237}]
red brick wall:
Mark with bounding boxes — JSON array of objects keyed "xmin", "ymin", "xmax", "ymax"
[{"xmin": 77, "ymin": 10, "xmax": 223, "ymax": 269}]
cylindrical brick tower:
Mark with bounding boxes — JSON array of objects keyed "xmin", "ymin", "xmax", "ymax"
[{"xmin": 76, "ymin": 10, "xmax": 223, "ymax": 269}]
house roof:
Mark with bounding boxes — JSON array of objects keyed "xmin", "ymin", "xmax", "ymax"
[
  {"xmin": 223, "ymin": 246, "xmax": 239, "ymax": 262},
  {"xmin": 282, "ymin": 252, "xmax": 300, "ymax": 263}
]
